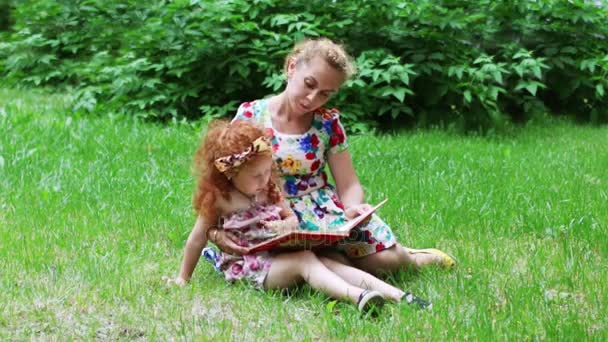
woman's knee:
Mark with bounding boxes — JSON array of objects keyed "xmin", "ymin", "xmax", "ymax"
[
  {"xmin": 378, "ymin": 243, "xmax": 408, "ymax": 261},
  {"xmin": 353, "ymin": 244, "xmax": 408, "ymax": 273}
]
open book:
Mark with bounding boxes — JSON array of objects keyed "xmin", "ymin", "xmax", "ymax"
[{"xmin": 244, "ymin": 199, "xmax": 388, "ymax": 254}]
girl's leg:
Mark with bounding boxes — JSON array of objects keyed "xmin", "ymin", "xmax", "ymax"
[
  {"xmin": 320, "ymin": 257, "xmax": 405, "ymax": 302},
  {"xmin": 317, "ymin": 251, "xmax": 431, "ymax": 308},
  {"xmin": 264, "ymin": 250, "xmax": 365, "ymax": 304},
  {"xmin": 318, "ymin": 255, "xmax": 405, "ymax": 301}
]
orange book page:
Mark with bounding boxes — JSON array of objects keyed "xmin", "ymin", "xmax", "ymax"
[{"xmin": 245, "ymin": 199, "xmax": 388, "ymax": 254}]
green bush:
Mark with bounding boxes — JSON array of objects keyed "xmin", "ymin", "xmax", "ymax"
[
  {"xmin": 1, "ymin": 0, "xmax": 607, "ymax": 131},
  {"xmin": 0, "ymin": 0, "xmax": 13, "ymax": 73},
  {"xmin": 0, "ymin": 0, "xmax": 12, "ymax": 31}
]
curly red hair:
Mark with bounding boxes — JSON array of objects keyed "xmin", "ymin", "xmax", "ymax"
[{"xmin": 192, "ymin": 120, "xmax": 282, "ymax": 219}]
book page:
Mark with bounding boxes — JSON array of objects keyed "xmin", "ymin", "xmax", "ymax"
[{"xmin": 330, "ymin": 198, "xmax": 389, "ymax": 233}]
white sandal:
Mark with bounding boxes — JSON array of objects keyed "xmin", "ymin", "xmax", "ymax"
[{"xmin": 357, "ymin": 290, "xmax": 385, "ymax": 314}]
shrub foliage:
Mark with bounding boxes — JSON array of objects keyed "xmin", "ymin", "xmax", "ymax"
[{"xmin": 1, "ymin": 0, "xmax": 607, "ymax": 130}]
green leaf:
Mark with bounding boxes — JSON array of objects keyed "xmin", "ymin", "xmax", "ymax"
[
  {"xmin": 492, "ymin": 71, "xmax": 503, "ymax": 84},
  {"xmin": 448, "ymin": 66, "xmax": 456, "ymax": 77},
  {"xmin": 391, "ymin": 108, "xmax": 400, "ymax": 119},
  {"xmin": 411, "ymin": 54, "xmax": 426, "ymax": 63},
  {"xmin": 428, "ymin": 52, "xmax": 444, "ymax": 60},
  {"xmin": 581, "ymin": 60, "xmax": 597, "ymax": 73},
  {"xmin": 325, "ymin": 300, "xmax": 337, "ymax": 314},
  {"xmin": 525, "ymin": 83, "xmax": 538, "ymax": 96},
  {"xmin": 381, "ymin": 72, "xmax": 393, "ymax": 84},
  {"xmin": 561, "ymin": 46, "xmax": 577, "ymax": 54},
  {"xmin": 596, "ymin": 84, "xmax": 605, "ymax": 98},
  {"xmin": 513, "ymin": 50, "xmax": 528, "ymax": 59},
  {"xmin": 380, "ymin": 86, "xmax": 412, "ymax": 102},
  {"xmin": 448, "ymin": 66, "xmax": 464, "ymax": 80},
  {"xmin": 456, "ymin": 68, "xmax": 464, "ymax": 80},
  {"xmin": 560, "ymin": 56, "xmax": 576, "ymax": 66},
  {"xmin": 532, "ymin": 66, "xmax": 542, "ymax": 80},
  {"xmin": 544, "ymin": 47, "xmax": 558, "ymax": 56},
  {"xmin": 463, "ymin": 90, "xmax": 472, "ymax": 103},
  {"xmin": 399, "ymin": 72, "xmax": 410, "ymax": 85},
  {"xmin": 392, "ymin": 88, "xmax": 406, "ymax": 102},
  {"xmin": 372, "ymin": 70, "xmax": 382, "ymax": 82},
  {"xmin": 514, "ymin": 65, "xmax": 524, "ymax": 77},
  {"xmin": 489, "ymin": 87, "xmax": 499, "ymax": 101}
]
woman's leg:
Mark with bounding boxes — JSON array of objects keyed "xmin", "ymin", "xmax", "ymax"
[
  {"xmin": 318, "ymin": 255, "xmax": 405, "ymax": 301},
  {"xmin": 350, "ymin": 243, "xmax": 443, "ymax": 275},
  {"xmin": 263, "ymin": 250, "xmax": 365, "ymax": 304}
]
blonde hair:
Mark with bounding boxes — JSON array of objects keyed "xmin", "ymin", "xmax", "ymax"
[{"xmin": 284, "ymin": 37, "xmax": 357, "ymax": 79}]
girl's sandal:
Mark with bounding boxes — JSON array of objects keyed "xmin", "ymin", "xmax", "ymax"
[
  {"xmin": 407, "ymin": 248, "xmax": 457, "ymax": 268},
  {"xmin": 357, "ymin": 290, "xmax": 385, "ymax": 315},
  {"xmin": 402, "ymin": 292, "xmax": 433, "ymax": 310}
]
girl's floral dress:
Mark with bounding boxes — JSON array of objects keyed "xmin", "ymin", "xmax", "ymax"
[
  {"xmin": 216, "ymin": 203, "xmax": 281, "ymax": 288},
  {"xmin": 233, "ymin": 99, "xmax": 396, "ymax": 258}
]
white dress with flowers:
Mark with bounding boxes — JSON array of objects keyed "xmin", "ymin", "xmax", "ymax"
[
  {"xmin": 216, "ymin": 203, "xmax": 281, "ymax": 288},
  {"xmin": 233, "ymin": 99, "xmax": 396, "ymax": 258}
]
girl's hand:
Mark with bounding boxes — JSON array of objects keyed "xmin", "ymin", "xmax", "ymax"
[
  {"xmin": 262, "ymin": 216, "xmax": 300, "ymax": 234},
  {"xmin": 344, "ymin": 203, "xmax": 373, "ymax": 222},
  {"xmin": 162, "ymin": 276, "xmax": 187, "ymax": 286},
  {"xmin": 209, "ymin": 229, "xmax": 248, "ymax": 255}
]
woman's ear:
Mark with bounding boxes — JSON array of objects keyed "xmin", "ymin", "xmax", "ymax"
[{"xmin": 286, "ymin": 57, "xmax": 297, "ymax": 79}]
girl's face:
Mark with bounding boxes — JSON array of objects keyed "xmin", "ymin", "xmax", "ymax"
[
  {"xmin": 285, "ymin": 56, "xmax": 345, "ymax": 116},
  {"xmin": 231, "ymin": 154, "xmax": 274, "ymax": 198}
]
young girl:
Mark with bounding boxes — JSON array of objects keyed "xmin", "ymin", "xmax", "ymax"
[{"xmin": 164, "ymin": 120, "xmax": 430, "ymax": 312}]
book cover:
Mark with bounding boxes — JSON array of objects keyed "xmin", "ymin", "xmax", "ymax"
[{"xmin": 244, "ymin": 199, "xmax": 388, "ymax": 254}]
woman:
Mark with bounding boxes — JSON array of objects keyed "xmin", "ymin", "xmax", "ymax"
[{"xmin": 206, "ymin": 37, "xmax": 455, "ymax": 275}]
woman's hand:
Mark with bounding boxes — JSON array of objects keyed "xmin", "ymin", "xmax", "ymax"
[
  {"xmin": 162, "ymin": 276, "xmax": 187, "ymax": 286},
  {"xmin": 344, "ymin": 203, "xmax": 373, "ymax": 222},
  {"xmin": 208, "ymin": 228, "xmax": 248, "ymax": 255}
]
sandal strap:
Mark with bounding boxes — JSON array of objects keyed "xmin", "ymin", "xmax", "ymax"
[
  {"xmin": 402, "ymin": 292, "xmax": 433, "ymax": 310},
  {"xmin": 357, "ymin": 290, "xmax": 370, "ymax": 305}
]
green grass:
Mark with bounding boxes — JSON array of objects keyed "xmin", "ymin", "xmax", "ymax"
[{"xmin": 1, "ymin": 87, "xmax": 607, "ymax": 340}]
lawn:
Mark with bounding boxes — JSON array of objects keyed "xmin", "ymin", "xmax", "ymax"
[{"xmin": 1, "ymin": 88, "xmax": 606, "ymax": 340}]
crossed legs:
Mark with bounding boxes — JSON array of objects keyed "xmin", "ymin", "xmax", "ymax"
[{"xmin": 263, "ymin": 250, "xmax": 404, "ymax": 303}]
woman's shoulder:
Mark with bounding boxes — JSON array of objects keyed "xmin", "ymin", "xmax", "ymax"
[
  {"xmin": 311, "ymin": 107, "xmax": 344, "ymax": 133},
  {"xmin": 311, "ymin": 107, "xmax": 347, "ymax": 149},
  {"xmin": 312, "ymin": 106, "xmax": 341, "ymax": 121}
]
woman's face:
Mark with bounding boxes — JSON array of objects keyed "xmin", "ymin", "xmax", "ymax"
[{"xmin": 285, "ymin": 56, "xmax": 345, "ymax": 115}]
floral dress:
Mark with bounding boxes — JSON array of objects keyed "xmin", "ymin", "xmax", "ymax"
[
  {"xmin": 233, "ymin": 99, "xmax": 397, "ymax": 258},
  {"xmin": 216, "ymin": 203, "xmax": 281, "ymax": 289}
]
